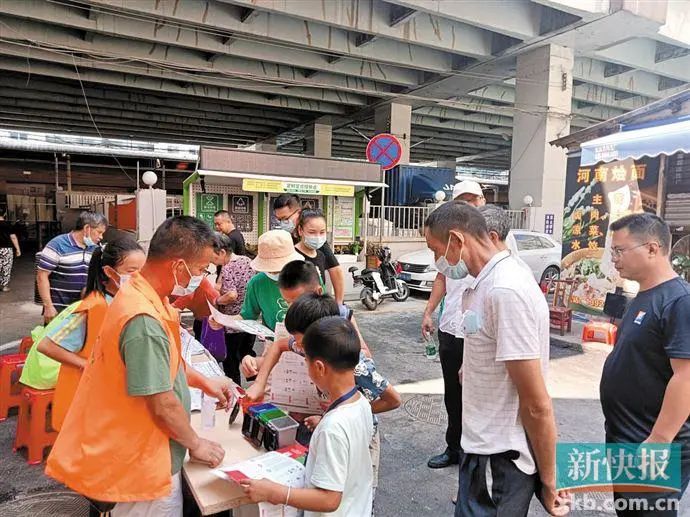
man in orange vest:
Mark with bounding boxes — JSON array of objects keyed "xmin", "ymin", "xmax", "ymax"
[{"xmin": 47, "ymin": 216, "xmax": 233, "ymax": 516}]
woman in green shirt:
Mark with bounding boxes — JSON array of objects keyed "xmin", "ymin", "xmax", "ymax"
[{"xmin": 239, "ymin": 229, "xmax": 304, "ymax": 331}]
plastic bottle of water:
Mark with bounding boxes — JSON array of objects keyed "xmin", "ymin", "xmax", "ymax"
[
  {"xmin": 424, "ymin": 334, "xmax": 438, "ymax": 360},
  {"xmin": 202, "ymin": 394, "xmax": 217, "ymax": 430}
]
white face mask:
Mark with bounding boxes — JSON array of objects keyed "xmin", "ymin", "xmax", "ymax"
[
  {"xmin": 171, "ymin": 261, "xmax": 205, "ymax": 296},
  {"xmin": 116, "ymin": 272, "xmax": 131, "ymax": 288},
  {"xmin": 265, "ymin": 272, "xmax": 280, "ymax": 282}
]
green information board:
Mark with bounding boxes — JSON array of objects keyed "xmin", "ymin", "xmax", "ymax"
[{"xmin": 196, "ymin": 193, "xmax": 223, "ymax": 227}]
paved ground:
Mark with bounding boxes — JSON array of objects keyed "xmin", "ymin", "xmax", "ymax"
[
  {"xmin": 0, "ymin": 257, "xmax": 43, "ymax": 347},
  {"xmin": 359, "ymin": 301, "xmax": 610, "ymax": 517},
  {"xmin": 0, "ymin": 258, "xmax": 688, "ymax": 516}
]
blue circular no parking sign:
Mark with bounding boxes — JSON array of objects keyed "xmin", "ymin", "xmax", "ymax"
[{"xmin": 366, "ymin": 133, "xmax": 402, "ymax": 171}]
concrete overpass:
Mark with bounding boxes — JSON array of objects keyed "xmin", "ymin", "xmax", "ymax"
[{"xmin": 1, "ymin": 0, "xmax": 690, "ymax": 229}]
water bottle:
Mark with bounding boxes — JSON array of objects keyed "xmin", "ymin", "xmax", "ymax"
[
  {"xmin": 424, "ymin": 333, "xmax": 438, "ymax": 360},
  {"xmin": 202, "ymin": 394, "xmax": 217, "ymax": 430}
]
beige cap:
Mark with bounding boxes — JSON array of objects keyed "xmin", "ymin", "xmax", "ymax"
[
  {"xmin": 250, "ymin": 230, "xmax": 304, "ymax": 273},
  {"xmin": 452, "ymin": 180, "xmax": 484, "ymax": 200}
]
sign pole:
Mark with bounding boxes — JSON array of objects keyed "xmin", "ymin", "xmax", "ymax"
[
  {"xmin": 362, "ymin": 194, "xmax": 369, "ymax": 261},
  {"xmin": 379, "ymin": 194, "xmax": 385, "ymax": 245}
]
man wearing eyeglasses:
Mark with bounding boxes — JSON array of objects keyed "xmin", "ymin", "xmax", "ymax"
[
  {"xmin": 601, "ymin": 213, "xmax": 690, "ymax": 516},
  {"xmin": 273, "ymin": 194, "xmax": 345, "ymax": 304}
]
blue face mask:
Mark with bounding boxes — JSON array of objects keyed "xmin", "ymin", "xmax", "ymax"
[
  {"xmin": 186, "ymin": 274, "xmax": 204, "ymax": 292},
  {"xmin": 435, "ymin": 233, "xmax": 469, "ymax": 280},
  {"xmin": 304, "ymin": 235, "xmax": 327, "ymax": 250},
  {"xmin": 278, "ymin": 219, "xmax": 296, "ymax": 233},
  {"xmin": 84, "ymin": 231, "xmax": 96, "ymax": 247},
  {"xmin": 171, "ymin": 261, "xmax": 205, "ymax": 296},
  {"xmin": 265, "ymin": 272, "xmax": 280, "ymax": 282}
]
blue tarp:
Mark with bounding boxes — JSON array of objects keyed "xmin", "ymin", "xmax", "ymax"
[{"xmin": 580, "ymin": 118, "xmax": 690, "ymax": 166}]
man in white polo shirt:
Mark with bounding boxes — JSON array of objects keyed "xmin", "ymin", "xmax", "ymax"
[{"xmin": 424, "ymin": 202, "xmax": 570, "ymax": 517}]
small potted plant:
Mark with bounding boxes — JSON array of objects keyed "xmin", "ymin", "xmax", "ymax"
[
  {"xmin": 366, "ymin": 242, "xmax": 383, "ymax": 269},
  {"xmin": 334, "ymin": 242, "xmax": 358, "ymax": 264}
]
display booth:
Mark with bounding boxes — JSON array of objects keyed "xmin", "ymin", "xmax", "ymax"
[{"xmin": 183, "ymin": 147, "xmax": 384, "ymax": 256}]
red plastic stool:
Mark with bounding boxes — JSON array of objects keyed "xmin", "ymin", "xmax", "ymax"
[
  {"xmin": 14, "ymin": 387, "xmax": 58, "ymax": 465},
  {"xmin": 0, "ymin": 353, "xmax": 27, "ymax": 421},
  {"xmin": 19, "ymin": 336, "xmax": 33, "ymax": 355},
  {"xmin": 582, "ymin": 321, "xmax": 618, "ymax": 346}
]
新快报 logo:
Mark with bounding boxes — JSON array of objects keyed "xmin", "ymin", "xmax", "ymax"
[{"xmin": 556, "ymin": 443, "xmax": 681, "ymax": 492}]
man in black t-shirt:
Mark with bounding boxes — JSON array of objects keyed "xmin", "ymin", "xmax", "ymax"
[
  {"xmin": 273, "ymin": 194, "xmax": 344, "ymax": 304},
  {"xmin": 601, "ymin": 213, "xmax": 690, "ymax": 516},
  {"xmin": 213, "ymin": 210, "xmax": 247, "ymax": 256}
]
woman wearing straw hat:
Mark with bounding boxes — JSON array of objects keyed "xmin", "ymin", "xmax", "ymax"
[
  {"xmin": 237, "ymin": 230, "xmax": 304, "ymax": 333},
  {"xmin": 208, "ymin": 229, "xmax": 303, "ymax": 380}
]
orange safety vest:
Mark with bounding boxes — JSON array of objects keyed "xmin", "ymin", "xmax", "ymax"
[
  {"xmin": 46, "ymin": 273, "xmax": 183, "ymax": 503},
  {"xmin": 51, "ymin": 292, "xmax": 108, "ymax": 431}
]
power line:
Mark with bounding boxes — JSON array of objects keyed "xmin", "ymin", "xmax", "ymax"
[{"xmin": 71, "ymin": 54, "xmax": 135, "ymax": 184}]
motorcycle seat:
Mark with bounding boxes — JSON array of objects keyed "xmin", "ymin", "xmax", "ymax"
[{"xmin": 361, "ymin": 268, "xmax": 377, "ymax": 275}]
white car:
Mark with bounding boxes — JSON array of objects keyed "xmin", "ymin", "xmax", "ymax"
[{"xmin": 397, "ymin": 230, "xmax": 562, "ymax": 292}]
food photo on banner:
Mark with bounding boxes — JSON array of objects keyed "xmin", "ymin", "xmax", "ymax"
[{"xmin": 561, "ymin": 156, "xmax": 660, "ymax": 314}]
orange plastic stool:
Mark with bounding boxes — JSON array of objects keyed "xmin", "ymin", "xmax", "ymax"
[
  {"xmin": 0, "ymin": 353, "xmax": 27, "ymax": 421},
  {"xmin": 14, "ymin": 387, "xmax": 58, "ymax": 465},
  {"xmin": 19, "ymin": 336, "xmax": 33, "ymax": 355},
  {"xmin": 582, "ymin": 321, "xmax": 618, "ymax": 346}
]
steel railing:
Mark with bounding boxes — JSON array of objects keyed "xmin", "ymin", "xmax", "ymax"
[
  {"xmin": 65, "ymin": 191, "xmax": 117, "ymax": 209},
  {"xmin": 366, "ymin": 205, "xmax": 528, "ymax": 239},
  {"xmin": 506, "ymin": 209, "xmax": 527, "ymax": 230},
  {"xmin": 366, "ymin": 205, "xmax": 434, "ymax": 239}
]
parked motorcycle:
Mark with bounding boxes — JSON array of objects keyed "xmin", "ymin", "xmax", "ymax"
[{"xmin": 348, "ymin": 247, "xmax": 410, "ymax": 310}]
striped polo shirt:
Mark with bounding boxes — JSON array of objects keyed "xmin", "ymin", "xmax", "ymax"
[{"xmin": 38, "ymin": 233, "xmax": 95, "ymax": 310}]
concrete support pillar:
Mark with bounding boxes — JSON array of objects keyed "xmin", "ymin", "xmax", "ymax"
[
  {"xmin": 66, "ymin": 154, "xmax": 72, "ymax": 192},
  {"xmin": 375, "ymin": 103, "xmax": 411, "ymax": 165},
  {"xmin": 509, "ymin": 44, "xmax": 573, "ymax": 236},
  {"xmin": 255, "ymin": 137, "xmax": 277, "ymax": 153},
  {"xmin": 305, "ymin": 118, "xmax": 332, "ymax": 158}
]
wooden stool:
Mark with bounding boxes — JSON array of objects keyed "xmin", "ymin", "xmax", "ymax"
[
  {"xmin": 582, "ymin": 321, "xmax": 618, "ymax": 346},
  {"xmin": 0, "ymin": 353, "xmax": 27, "ymax": 421},
  {"xmin": 548, "ymin": 280, "xmax": 575, "ymax": 336},
  {"xmin": 14, "ymin": 386, "xmax": 58, "ymax": 465},
  {"xmin": 19, "ymin": 336, "xmax": 33, "ymax": 355}
]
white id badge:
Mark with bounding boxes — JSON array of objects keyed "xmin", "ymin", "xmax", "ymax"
[{"xmin": 462, "ymin": 310, "xmax": 482, "ymax": 335}]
